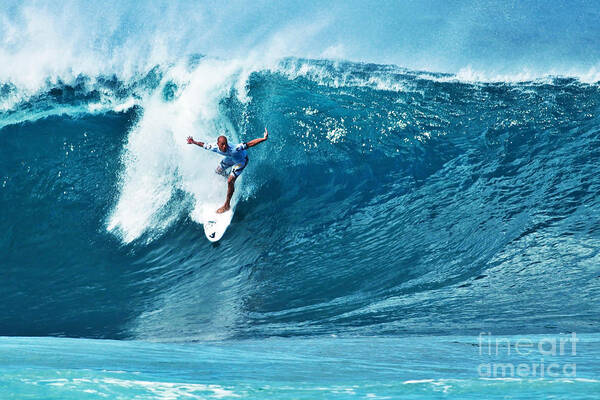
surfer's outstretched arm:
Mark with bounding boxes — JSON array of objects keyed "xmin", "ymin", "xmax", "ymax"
[
  {"xmin": 245, "ymin": 128, "xmax": 269, "ymax": 148},
  {"xmin": 186, "ymin": 136, "xmax": 205, "ymax": 147}
]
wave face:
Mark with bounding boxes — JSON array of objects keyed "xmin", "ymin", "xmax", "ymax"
[{"xmin": 1, "ymin": 58, "xmax": 600, "ymax": 340}]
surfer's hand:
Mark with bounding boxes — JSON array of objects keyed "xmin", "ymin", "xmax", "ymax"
[
  {"xmin": 187, "ymin": 136, "xmax": 194, "ymax": 144},
  {"xmin": 246, "ymin": 131, "xmax": 268, "ymax": 148}
]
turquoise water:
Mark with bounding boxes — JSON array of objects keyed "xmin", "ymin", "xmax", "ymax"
[{"xmin": 2, "ymin": 335, "xmax": 599, "ymax": 399}]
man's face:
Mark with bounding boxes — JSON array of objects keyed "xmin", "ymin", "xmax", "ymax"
[{"xmin": 217, "ymin": 137, "xmax": 228, "ymax": 152}]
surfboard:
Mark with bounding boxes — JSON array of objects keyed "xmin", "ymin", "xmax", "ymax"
[{"xmin": 202, "ymin": 203, "xmax": 234, "ymax": 242}]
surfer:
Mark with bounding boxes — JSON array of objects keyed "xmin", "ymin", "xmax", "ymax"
[{"xmin": 187, "ymin": 128, "xmax": 269, "ymax": 213}]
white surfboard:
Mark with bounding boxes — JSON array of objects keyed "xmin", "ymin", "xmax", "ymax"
[{"xmin": 202, "ymin": 203, "xmax": 234, "ymax": 242}]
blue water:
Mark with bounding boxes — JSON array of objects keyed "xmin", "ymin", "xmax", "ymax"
[
  {"xmin": 2, "ymin": 335, "xmax": 599, "ymax": 399},
  {"xmin": 2, "ymin": 2, "xmax": 600, "ymax": 398},
  {"xmin": 2, "ymin": 60, "xmax": 599, "ymax": 340}
]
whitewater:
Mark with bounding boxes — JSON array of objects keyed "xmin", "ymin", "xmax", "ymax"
[{"xmin": 1, "ymin": 1, "xmax": 600, "ymax": 398}]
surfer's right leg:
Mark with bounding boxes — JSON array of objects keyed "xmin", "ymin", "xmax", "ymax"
[
  {"xmin": 217, "ymin": 175, "xmax": 236, "ymax": 214},
  {"xmin": 215, "ymin": 159, "xmax": 233, "ymax": 177},
  {"xmin": 216, "ymin": 157, "xmax": 247, "ymax": 213}
]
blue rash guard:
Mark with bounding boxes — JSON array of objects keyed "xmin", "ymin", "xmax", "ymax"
[{"xmin": 203, "ymin": 142, "xmax": 249, "ymax": 178}]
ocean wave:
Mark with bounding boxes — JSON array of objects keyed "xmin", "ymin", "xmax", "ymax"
[{"xmin": 1, "ymin": 56, "xmax": 599, "ymax": 340}]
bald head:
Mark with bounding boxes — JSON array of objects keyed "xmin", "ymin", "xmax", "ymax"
[{"xmin": 217, "ymin": 135, "xmax": 228, "ymax": 152}]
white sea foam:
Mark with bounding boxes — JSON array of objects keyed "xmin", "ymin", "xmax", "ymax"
[
  {"xmin": 416, "ymin": 65, "xmax": 600, "ymax": 85},
  {"xmin": 24, "ymin": 376, "xmax": 240, "ymax": 399},
  {"xmin": 276, "ymin": 60, "xmax": 408, "ymax": 92},
  {"xmin": 106, "ymin": 56, "xmax": 266, "ymax": 243},
  {"xmin": 0, "ymin": 3, "xmax": 337, "ymax": 243}
]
